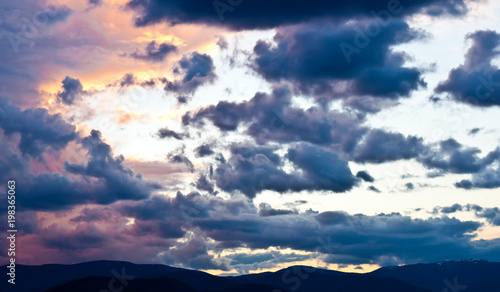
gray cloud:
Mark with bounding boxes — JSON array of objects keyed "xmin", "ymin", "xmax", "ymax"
[
  {"xmin": 165, "ymin": 52, "xmax": 216, "ymax": 101},
  {"xmin": 57, "ymin": 76, "xmax": 85, "ymax": 105},
  {"xmin": 0, "ymin": 103, "xmax": 77, "ymax": 159},
  {"xmin": 130, "ymin": 41, "xmax": 177, "ymax": 62},
  {"xmin": 436, "ymin": 30, "xmax": 500, "ymax": 106}
]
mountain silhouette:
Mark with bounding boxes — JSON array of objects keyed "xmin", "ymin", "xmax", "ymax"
[
  {"xmin": 1, "ymin": 259, "xmax": 498, "ymax": 292},
  {"xmin": 369, "ymin": 259, "xmax": 500, "ymax": 291}
]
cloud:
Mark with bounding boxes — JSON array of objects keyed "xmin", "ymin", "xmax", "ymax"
[
  {"xmin": 2, "ymin": 128, "xmax": 161, "ymax": 211},
  {"xmin": 216, "ymin": 36, "xmax": 228, "ymax": 50},
  {"xmin": 434, "ymin": 204, "xmax": 500, "ymax": 226},
  {"xmin": 0, "ymin": 103, "xmax": 77, "ymax": 159},
  {"xmin": 259, "ymin": 203, "xmax": 298, "ymax": 217},
  {"xmin": 41, "ymin": 5, "xmax": 74, "ymax": 26},
  {"xmin": 117, "ymin": 73, "xmax": 137, "ymax": 88},
  {"xmin": 315, "ymin": 211, "xmax": 350, "ymax": 225},
  {"xmin": 168, "ymin": 153, "xmax": 195, "ymax": 172},
  {"xmin": 88, "ymin": 0, "xmax": 102, "ymax": 7},
  {"xmin": 441, "ymin": 203, "xmax": 463, "ymax": 214},
  {"xmin": 356, "ymin": 171, "xmax": 375, "ymax": 182},
  {"xmin": 286, "ymin": 143, "xmax": 359, "ymax": 192},
  {"xmin": 70, "ymin": 207, "xmax": 113, "ymax": 223},
  {"xmin": 251, "ymin": 20, "xmax": 426, "ymax": 101},
  {"xmin": 9, "ymin": 191, "xmax": 500, "ymax": 268},
  {"xmin": 405, "ymin": 182, "xmax": 415, "ymax": 191},
  {"xmin": 468, "ymin": 128, "xmax": 482, "ymax": 135},
  {"xmin": 183, "ymin": 86, "xmax": 368, "ymax": 151},
  {"xmin": 476, "ymin": 207, "xmax": 500, "ymax": 226},
  {"xmin": 435, "ymin": 30, "xmax": 500, "ymax": 106},
  {"xmin": 110, "ymin": 73, "xmax": 166, "ymax": 88},
  {"xmin": 118, "ymin": 192, "xmax": 498, "ymax": 267},
  {"xmin": 212, "ymin": 143, "xmax": 358, "ymax": 198},
  {"xmin": 193, "ymin": 206, "xmax": 497, "ymax": 265},
  {"xmin": 196, "ymin": 174, "xmax": 215, "ymax": 194},
  {"xmin": 195, "ymin": 144, "xmax": 215, "ymax": 157},
  {"xmin": 159, "ymin": 236, "xmax": 229, "ymax": 270},
  {"xmin": 350, "ymin": 129, "xmax": 425, "ymax": 163},
  {"xmin": 419, "ymin": 139, "xmax": 499, "ymax": 174},
  {"xmin": 57, "ymin": 76, "xmax": 86, "ymax": 105},
  {"xmin": 130, "ymin": 41, "xmax": 177, "ymax": 62},
  {"xmin": 0, "ymin": 0, "xmax": 106, "ymax": 107},
  {"xmin": 183, "ymin": 86, "xmax": 459, "ymax": 167},
  {"xmin": 455, "ymin": 166, "xmax": 500, "ymax": 190},
  {"xmin": 165, "ymin": 52, "xmax": 216, "ymax": 100},
  {"xmin": 127, "ymin": 0, "xmax": 470, "ymax": 30},
  {"xmin": 157, "ymin": 127, "xmax": 186, "ymax": 140}
]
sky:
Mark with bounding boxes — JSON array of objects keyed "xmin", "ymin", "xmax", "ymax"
[{"xmin": 1, "ymin": 0, "xmax": 500, "ymax": 275}]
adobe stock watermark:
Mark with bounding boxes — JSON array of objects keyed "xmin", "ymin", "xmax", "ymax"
[
  {"xmin": 340, "ymin": 0, "xmax": 405, "ymax": 64},
  {"xmin": 272, "ymin": 266, "xmax": 317, "ymax": 292},
  {"xmin": 6, "ymin": 0, "xmax": 64, "ymax": 53},
  {"xmin": 271, "ymin": 236, "xmax": 337, "ymax": 292},
  {"xmin": 442, "ymin": 277, "xmax": 467, "ymax": 292},
  {"xmin": 213, "ymin": 0, "xmax": 243, "ymax": 21},
  {"xmin": 462, "ymin": 72, "xmax": 500, "ymax": 106},
  {"xmin": 99, "ymin": 267, "xmax": 136, "ymax": 292},
  {"xmin": 6, "ymin": 180, "xmax": 17, "ymax": 286}
]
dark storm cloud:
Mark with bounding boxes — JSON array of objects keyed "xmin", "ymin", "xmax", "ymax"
[
  {"xmin": 24, "ymin": 190, "xmax": 500, "ymax": 268},
  {"xmin": 70, "ymin": 207, "xmax": 113, "ymax": 223},
  {"xmin": 156, "ymin": 127, "xmax": 186, "ymax": 140},
  {"xmin": 0, "ymin": 133, "xmax": 28, "ymax": 180},
  {"xmin": 356, "ymin": 171, "xmax": 375, "ymax": 182},
  {"xmin": 315, "ymin": 211, "xmax": 350, "ymax": 225},
  {"xmin": 183, "ymin": 86, "xmax": 465, "ymax": 168},
  {"xmin": 0, "ymin": 103, "xmax": 77, "ymax": 159},
  {"xmin": 405, "ymin": 182, "xmax": 415, "ymax": 190},
  {"xmin": 228, "ymin": 251, "xmax": 312, "ymax": 273},
  {"xmin": 419, "ymin": 139, "xmax": 499, "ymax": 174},
  {"xmin": 10, "ymin": 130, "xmax": 160, "ymax": 210},
  {"xmin": 441, "ymin": 203, "xmax": 463, "ymax": 214},
  {"xmin": 434, "ymin": 204, "xmax": 500, "ymax": 226},
  {"xmin": 88, "ymin": 0, "xmax": 102, "ymax": 7},
  {"xmin": 195, "ymin": 144, "xmax": 215, "ymax": 157},
  {"xmin": 57, "ymin": 76, "xmax": 85, "ymax": 105},
  {"xmin": 109, "ymin": 73, "xmax": 166, "ymax": 88},
  {"xmin": 160, "ymin": 236, "xmax": 229, "ymax": 270},
  {"xmin": 168, "ymin": 153, "xmax": 195, "ymax": 172},
  {"xmin": 435, "ymin": 30, "xmax": 500, "ymax": 106},
  {"xmin": 165, "ymin": 52, "xmax": 216, "ymax": 99},
  {"xmin": 183, "ymin": 86, "xmax": 368, "ymax": 152},
  {"xmin": 350, "ymin": 129, "xmax": 425, "ymax": 163},
  {"xmin": 193, "ymin": 207, "xmax": 499, "ymax": 265},
  {"xmin": 286, "ymin": 143, "xmax": 359, "ymax": 192},
  {"xmin": 196, "ymin": 174, "xmax": 215, "ymax": 194},
  {"xmin": 63, "ymin": 130, "xmax": 161, "ymax": 200},
  {"xmin": 213, "ymin": 143, "xmax": 358, "ymax": 198},
  {"xmin": 258, "ymin": 203, "xmax": 298, "ymax": 217},
  {"xmin": 455, "ymin": 166, "xmax": 500, "ymax": 190},
  {"xmin": 41, "ymin": 226, "xmax": 105, "ymax": 251},
  {"xmin": 117, "ymin": 193, "xmax": 255, "ymax": 250},
  {"xmin": 130, "ymin": 41, "xmax": 177, "ymax": 62},
  {"xmin": 468, "ymin": 128, "xmax": 482, "ymax": 135},
  {"xmin": 476, "ymin": 207, "xmax": 500, "ymax": 226},
  {"xmin": 368, "ymin": 186, "xmax": 382, "ymax": 193},
  {"xmin": 127, "ymin": 0, "xmax": 469, "ymax": 30},
  {"xmin": 251, "ymin": 20, "xmax": 426, "ymax": 99}
]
